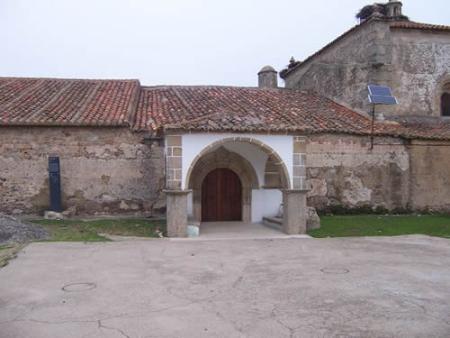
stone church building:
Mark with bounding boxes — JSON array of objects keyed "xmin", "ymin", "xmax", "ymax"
[{"xmin": 1, "ymin": 0, "xmax": 449, "ymax": 237}]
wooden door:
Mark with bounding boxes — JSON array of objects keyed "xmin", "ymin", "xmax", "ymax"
[{"xmin": 201, "ymin": 168, "xmax": 242, "ymax": 222}]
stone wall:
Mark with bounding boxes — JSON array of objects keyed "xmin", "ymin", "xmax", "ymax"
[
  {"xmin": 0, "ymin": 127, "xmax": 165, "ymax": 216},
  {"xmin": 306, "ymin": 134, "xmax": 411, "ymax": 212},
  {"xmin": 1, "ymin": 127, "xmax": 449, "ymax": 216},
  {"xmin": 409, "ymin": 140, "xmax": 450, "ymax": 212},
  {"xmin": 284, "ymin": 20, "xmax": 450, "ymax": 117},
  {"xmin": 389, "ymin": 29, "xmax": 450, "ymax": 117},
  {"xmin": 284, "ymin": 20, "xmax": 389, "ymax": 115},
  {"xmin": 306, "ymin": 134, "xmax": 450, "ymax": 213}
]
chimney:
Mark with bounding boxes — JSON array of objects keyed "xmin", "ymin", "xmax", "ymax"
[
  {"xmin": 386, "ymin": 0, "xmax": 403, "ymax": 18},
  {"xmin": 258, "ymin": 65, "xmax": 278, "ymax": 89}
]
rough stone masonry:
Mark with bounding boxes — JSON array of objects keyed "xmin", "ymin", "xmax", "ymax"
[{"xmin": 0, "ymin": 127, "xmax": 165, "ymax": 216}]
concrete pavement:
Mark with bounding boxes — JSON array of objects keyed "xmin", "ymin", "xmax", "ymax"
[{"xmin": 0, "ymin": 235, "xmax": 449, "ymax": 337}]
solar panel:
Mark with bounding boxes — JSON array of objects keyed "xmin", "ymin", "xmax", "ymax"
[
  {"xmin": 368, "ymin": 85, "xmax": 392, "ymax": 97},
  {"xmin": 368, "ymin": 84, "xmax": 398, "ymax": 105},
  {"xmin": 368, "ymin": 95, "xmax": 398, "ymax": 105}
]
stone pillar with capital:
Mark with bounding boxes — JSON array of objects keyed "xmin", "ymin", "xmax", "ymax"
[
  {"xmin": 165, "ymin": 134, "xmax": 189, "ymax": 237},
  {"xmin": 282, "ymin": 136, "xmax": 309, "ymax": 235},
  {"xmin": 282, "ymin": 189, "xmax": 308, "ymax": 235},
  {"xmin": 165, "ymin": 190, "xmax": 190, "ymax": 237}
]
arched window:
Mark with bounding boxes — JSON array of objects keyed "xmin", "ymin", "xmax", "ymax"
[{"xmin": 442, "ymin": 92, "xmax": 450, "ymax": 117}]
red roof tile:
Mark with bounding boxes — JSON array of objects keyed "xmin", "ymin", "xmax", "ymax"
[
  {"xmin": 135, "ymin": 86, "xmax": 403, "ymax": 136},
  {"xmin": 0, "ymin": 77, "xmax": 139, "ymax": 127},
  {"xmin": 1, "ymin": 77, "xmax": 449, "ymax": 141},
  {"xmin": 390, "ymin": 116, "xmax": 450, "ymax": 141}
]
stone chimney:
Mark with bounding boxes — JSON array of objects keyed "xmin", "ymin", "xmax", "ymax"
[
  {"xmin": 386, "ymin": 0, "xmax": 403, "ymax": 18},
  {"xmin": 356, "ymin": 1, "xmax": 407, "ymax": 23},
  {"xmin": 258, "ymin": 65, "xmax": 278, "ymax": 89}
]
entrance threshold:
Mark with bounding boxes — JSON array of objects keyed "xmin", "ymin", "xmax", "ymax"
[{"xmin": 184, "ymin": 222, "xmax": 311, "ymax": 240}]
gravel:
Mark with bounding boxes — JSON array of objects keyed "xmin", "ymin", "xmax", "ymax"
[{"xmin": 0, "ymin": 214, "xmax": 49, "ymax": 245}]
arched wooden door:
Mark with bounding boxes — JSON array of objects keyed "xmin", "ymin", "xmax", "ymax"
[{"xmin": 201, "ymin": 168, "xmax": 242, "ymax": 222}]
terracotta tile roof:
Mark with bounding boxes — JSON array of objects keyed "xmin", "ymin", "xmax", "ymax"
[
  {"xmin": 2, "ymin": 77, "xmax": 450, "ymax": 141},
  {"xmin": 390, "ymin": 116, "xmax": 450, "ymax": 141},
  {"xmin": 390, "ymin": 21, "xmax": 450, "ymax": 32},
  {"xmin": 135, "ymin": 86, "xmax": 402, "ymax": 136},
  {"xmin": 0, "ymin": 77, "xmax": 139, "ymax": 127}
]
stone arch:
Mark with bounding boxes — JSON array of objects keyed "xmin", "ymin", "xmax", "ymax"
[
  {"xmin": 189, "ymin": 146, "xmax": 259, "ymax": 223},
  {"xmin": 185, "ymin": 137, "xmax": 291, "ymax": 191}
]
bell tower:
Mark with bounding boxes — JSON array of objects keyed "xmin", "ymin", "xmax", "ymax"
[{"xmin": 386, "ymin": 0, "xmax": 403, "ymax": 18}]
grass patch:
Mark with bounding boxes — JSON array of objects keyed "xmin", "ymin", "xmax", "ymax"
[
  {"xmin": 31, "ymin": 218, "xmax": 166, "ymax": 242},
  {"xmin": 0, "ymin": 244, "xmax": 24, "ymax": 268},
  {"xmin": 308, "ymin": 215, "xmax": 450, "ymax": 238}
]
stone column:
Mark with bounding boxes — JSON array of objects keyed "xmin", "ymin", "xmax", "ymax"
[
  {"xmin": 282, "ymin": 189, "xmax": 308, "ymax": 235},
  {"xmin": 166, "ymin": 135, "xmax": 183, "ymax": 190},
  {"xmin": 293, "ymin": 136, "xmax": 307, "ymax": 190},
  {"xmin": 164, "ymin": 190, "xmax": 191, "ymax": 238}
]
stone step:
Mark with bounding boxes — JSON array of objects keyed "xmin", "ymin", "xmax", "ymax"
[{"xmin": 263, "ymin": 216, "xmax": 283, "ymax": 231}]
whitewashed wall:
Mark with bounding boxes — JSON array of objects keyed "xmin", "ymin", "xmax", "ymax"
[
  {"xmin": 182, "ymin": 133, "xmax": 293, "ymax": 188},
  {"xmin": 251, "ymin": 189, "xmax": 282, "ymax": 222}
]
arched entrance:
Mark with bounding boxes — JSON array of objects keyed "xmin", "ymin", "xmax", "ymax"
[
  {"xmin": 165, "ymin": 135, "xmax": 309, "ymax": 237},
  {"xmin": 186, "ymin": 139, "xmax": 292, "ymax": 224},
  {"xmin": 187, "ymin": 146, "xmax": 259, "ymax": 223},
  {"xmin": 201, "ymin": 168, "xmax": 242, "ymax": 222}
]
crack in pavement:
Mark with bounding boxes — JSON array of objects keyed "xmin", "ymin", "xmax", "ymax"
[
  {"xmin": 0, "ymin": 301, "xmax": 206, "ymax": 328},
  {"xmin": 1, "ymin": 317, "xmax": 131, "ymax": 338},
  {"xmin": 98, "ymin": 319, "xmax": 131, "ymax": 338},
  {"xmin": 0, "ymin": 318, "xmax": 98, "ymax": 326}
]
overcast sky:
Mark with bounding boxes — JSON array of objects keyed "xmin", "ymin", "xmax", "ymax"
[{"xmin": 1, "ymin": 0, "xmax": 449, "ymax": 87}]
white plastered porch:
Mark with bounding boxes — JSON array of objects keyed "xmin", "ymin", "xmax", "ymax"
[{"xmin": 182, "ymin": 133, "xmax": 293, "ymax": 223}]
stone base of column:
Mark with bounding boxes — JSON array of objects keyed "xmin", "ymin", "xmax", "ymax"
[
  {"xmin": 282, "ymin": 189, "xmax": 309, "ymax": 235},
  {"xmin": 164, "ymin": 190, "xmax": 191, "ymax": 238}
]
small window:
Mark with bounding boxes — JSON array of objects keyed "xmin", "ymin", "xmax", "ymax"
[{"xmin": 442, "ymin": 93, "xmax": 450, "ymax": 117}]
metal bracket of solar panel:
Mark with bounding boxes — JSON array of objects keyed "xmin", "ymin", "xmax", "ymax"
[{"xmin": 368, "ymin": 84, "xmax": 398, "ymax": 105}]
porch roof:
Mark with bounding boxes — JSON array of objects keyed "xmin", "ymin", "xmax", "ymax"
[{"xmin": 135, "ymin": 85, "xmax": 401, "ymax": 137}]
